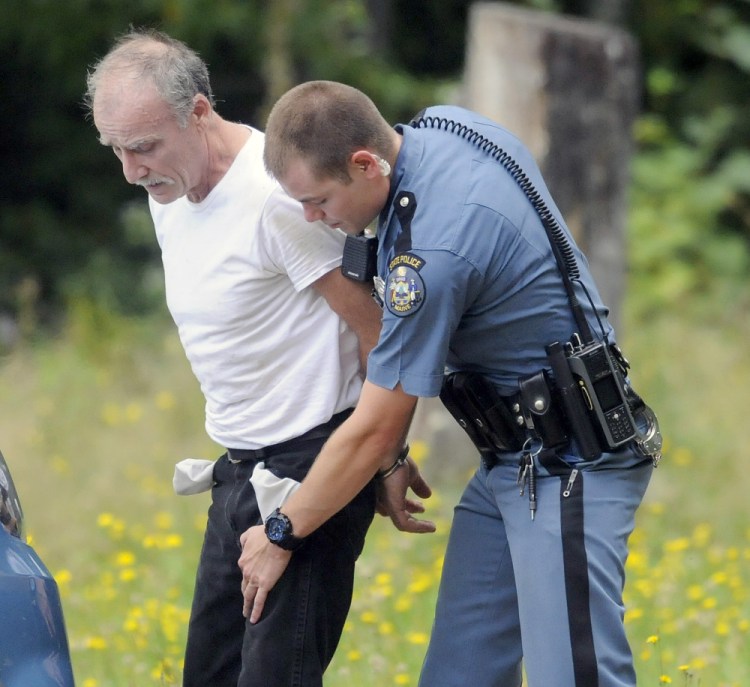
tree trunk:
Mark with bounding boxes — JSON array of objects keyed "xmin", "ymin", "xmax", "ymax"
[
  {"xmin": 462, "ymin": 2, "xmax": 640, "ymax": 331},
  {"xmin": 260, "ymin": 0, "xmax": 302, "ymax": 120},
  {"xmin": 364, "ymin": 0, "xmax": 394, "ymax": 57}
]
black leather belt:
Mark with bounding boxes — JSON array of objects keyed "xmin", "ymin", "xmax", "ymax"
[{"xmin": 226, "ymin": 408, "xmax": 353, "ymax": 463}]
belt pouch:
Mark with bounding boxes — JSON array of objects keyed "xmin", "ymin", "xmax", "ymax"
[
  {"xmin": 440, "ymin": 372, "xmax": 524, "ymax": 452},
  {"xmin": 518, "ymin": 370, "xmax": 568, "ymax": 449},
  {"xmin": 439, "ymin": 373, "xmax": 494, "ymax": 453}
]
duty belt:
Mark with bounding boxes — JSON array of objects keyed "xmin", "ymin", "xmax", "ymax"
[{"xmin": 439, "ymin": 370, "xmax": 569, "ymax": 459}]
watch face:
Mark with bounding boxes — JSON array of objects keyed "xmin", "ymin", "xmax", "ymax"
[
  {"xmin": 266, "ymin": 517, "xmax": 287, "ymax": 542},
  {"xmin": 265, "ymin": 509, "xmax": 303, "ymax": 550}
]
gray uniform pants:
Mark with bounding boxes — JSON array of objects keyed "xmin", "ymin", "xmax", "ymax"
[{"xmin": 419, "ymin": 450, "xmax": 653, "ymax": 687}]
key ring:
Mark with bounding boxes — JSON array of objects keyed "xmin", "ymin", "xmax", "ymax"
[
  {"xmin": 520, "ymin": 437, "xmax": 541, "ymax": 521},
  {"xmin": 522, "ymin": 436, "xmax": 543, "ymax": 459}
]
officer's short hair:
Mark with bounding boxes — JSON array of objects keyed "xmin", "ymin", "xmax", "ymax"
[{"xmin": 264, "ymin": 80, "xmax": 394, "ymax": 183}]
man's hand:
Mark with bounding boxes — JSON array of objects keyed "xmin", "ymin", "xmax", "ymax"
[
  {"xmin": 238, "ymin": 525, "xmax": 292, "ymax": 623},
  {"xmin": 376, "ymin": 456, "xmax": 436, "ymax": 533}
]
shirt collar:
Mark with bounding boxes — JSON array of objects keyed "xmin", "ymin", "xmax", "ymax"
[{"xmin": 378, "ymin": 124, "xmax": 424, "ymax": 236}]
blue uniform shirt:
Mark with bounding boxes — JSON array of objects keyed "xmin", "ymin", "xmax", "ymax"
[{"xmin": 366, "ymin": 106, "xmax": 613, "ymax": 398}]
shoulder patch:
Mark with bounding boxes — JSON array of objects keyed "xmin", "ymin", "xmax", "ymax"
[{"xmin": 385, "ymin": 253, "xmax": 426, "ymax": 317}]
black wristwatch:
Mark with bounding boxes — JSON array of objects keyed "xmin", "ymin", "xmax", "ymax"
[{"xmin": 264, "ymin": 508, "xmax": 305, "ymax": 551}]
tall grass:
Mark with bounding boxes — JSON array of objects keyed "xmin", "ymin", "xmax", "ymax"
[{"xmin": 1, "ymin": 288, "xmax": 749, "ymax": 686}]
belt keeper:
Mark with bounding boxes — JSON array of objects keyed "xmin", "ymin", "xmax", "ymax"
[{"xmin": 377, "ymin": 444, "xmax": 410, "ymax": 479}]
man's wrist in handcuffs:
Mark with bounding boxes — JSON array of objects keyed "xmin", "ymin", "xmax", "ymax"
[{"xmin": 377, "ymin": 444, "xmax": 410, "ymax": 480}]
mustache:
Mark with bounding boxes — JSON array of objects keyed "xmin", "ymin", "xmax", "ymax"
[{"xmin": 135, "ymin": 176, "xmax": 175, "ymax": 188}]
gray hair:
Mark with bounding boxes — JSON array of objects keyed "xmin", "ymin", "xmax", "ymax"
[{"xmin": 84, "ymin": 29, "xmax": 215, "ymax": 127}]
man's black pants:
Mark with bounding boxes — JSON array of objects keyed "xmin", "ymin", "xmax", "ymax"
[{"xmin": 182, "ymin": 419, "xmax": 376, "ymax": 687}]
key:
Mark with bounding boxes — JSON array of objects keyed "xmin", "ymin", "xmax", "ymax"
[
  {"xmin": 518, "ymin": 452, "xmax": 533, "ymax": 498},
  {"xmin": 517, "ymin": 457, "xmax": 529, "ymax": 493},
  {"xmin": 528, "ymin": 461, "xmax": 537, "ymax": 520}
]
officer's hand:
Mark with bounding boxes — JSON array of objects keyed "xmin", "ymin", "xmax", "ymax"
[
  {"xmin": 376, "ymin": 456, "xmax": 436, "ymax": 534},
  {"xmin": 238, "ymin": 525, "xmax": 292, "ymax": 623}
]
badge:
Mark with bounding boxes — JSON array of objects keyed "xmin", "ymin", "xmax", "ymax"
[{"xmin": 385, "ymin": 253, "xmax": 426, "ymax": 317}]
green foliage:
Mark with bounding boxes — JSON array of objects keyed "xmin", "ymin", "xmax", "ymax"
[
  {"xmin": 0, "ymin": 0, "xmax": 456, "ymax": 325},
  {"xmin": 632, "ymin": 0, "xmax": 750, "ymax": 246},
  {"xmin": 628, "ymin": 113, "xmax": 750, "ymax": 321},
  {"xmin": 253, "ymin": 0, "xmax": 454, "ymax": 128},
  {"xmin": 2, "ymin": 0, "xmax": 750, "ymax": 335},
  {"xmin": 0, "ymin": 0, "xmax": 164, "ymax": 320}
]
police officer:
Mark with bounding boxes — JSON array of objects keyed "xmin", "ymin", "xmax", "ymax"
[{"xmin": 240, "ymin": 80, "xmax": 655, "ymax": 687}]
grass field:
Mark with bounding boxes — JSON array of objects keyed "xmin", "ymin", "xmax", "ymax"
[{"xmin": 1, "ymin": 292, "xmax": 749, "ymax": 686}]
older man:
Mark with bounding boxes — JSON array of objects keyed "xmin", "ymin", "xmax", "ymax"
[{"xmin": 86, "ymin": 34, "xmax": 388, "ymax": 687}]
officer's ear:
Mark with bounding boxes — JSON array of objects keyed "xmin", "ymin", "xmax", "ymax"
[{"xmin": 351, "ymin": 150, "xmax": 391, "ymax": 178}]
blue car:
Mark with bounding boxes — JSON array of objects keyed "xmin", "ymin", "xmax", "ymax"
[{"xmin": 0, "ymin": 449, "xmax": 75, "ymax": 686}]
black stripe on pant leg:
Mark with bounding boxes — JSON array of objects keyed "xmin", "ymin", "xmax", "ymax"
[{"xmin": 560, "ymin": 473, "xmax": 599, "ymax": 687}]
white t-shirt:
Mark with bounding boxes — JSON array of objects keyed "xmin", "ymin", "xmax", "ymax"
[{"xmin": 150, "ymin": 128, "xmax": 362, "ymax": 449}]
